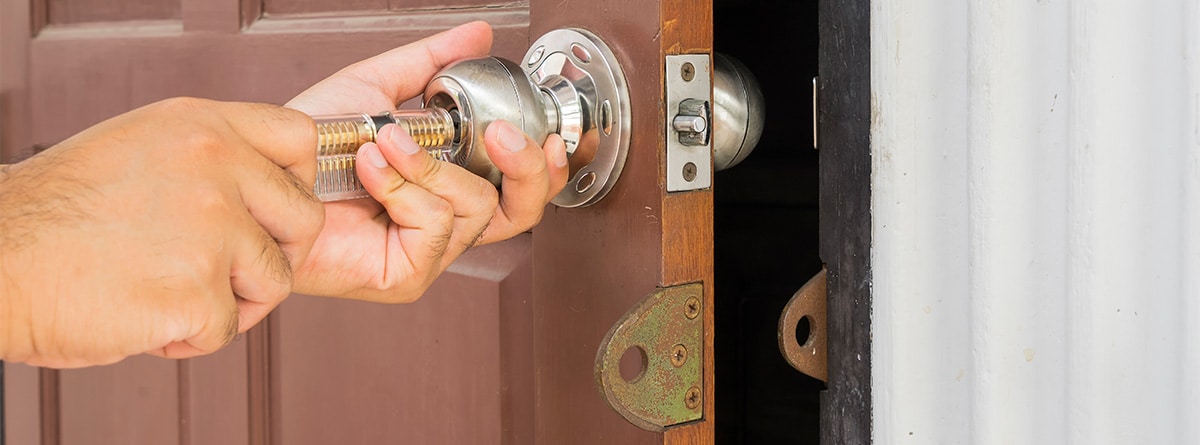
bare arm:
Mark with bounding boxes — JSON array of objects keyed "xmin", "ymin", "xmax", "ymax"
[{"xmin": 0, "ymin": 98, "xmax": 323, "ymax": 368}]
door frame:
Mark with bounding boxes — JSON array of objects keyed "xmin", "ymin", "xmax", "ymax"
[{"xmin": 817, "ymin": 0, "xmax": 872, "ymax": 442}]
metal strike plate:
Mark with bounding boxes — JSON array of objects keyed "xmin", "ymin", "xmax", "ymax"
[
  {"xmin": 596, "ymin": 283, "xmax": 704, "ymax": 431},
  {"xmin": 778, "ymin": 268, "xmax": 828, "ymax": 382},
  {"xmin": 666, "ymin": 55, "xmax": 713, "ymax": 192}
]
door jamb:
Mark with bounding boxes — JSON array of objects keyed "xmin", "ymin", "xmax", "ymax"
[{"xmin": 817, "ymin": 0, "xmax": 872, "ymax": 442}]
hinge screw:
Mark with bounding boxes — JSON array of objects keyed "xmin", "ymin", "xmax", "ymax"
[
  {"xmin": 684, "ymin": 296, "xmax": 701, "ymax": 319},
  {"xmin": 684, "ymin": 387, "xmax": 702, "ymax": 409},
  {"xmin": 670, "ymin": 344, "xmax": 688, "ymax": 367}
]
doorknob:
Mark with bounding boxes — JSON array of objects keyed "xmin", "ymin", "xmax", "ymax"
[
  {"xmin": 309, "ymin": 29, "xmax": 765, "ymax": 207},
  {"xmin": 712, "ymin": 53, "xmax": 764, "ymax": 171}
]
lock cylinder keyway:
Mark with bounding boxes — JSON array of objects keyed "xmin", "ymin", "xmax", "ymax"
[{"xmin": 309, "ymin": 28, "xmax": 765, "ymax": 207}]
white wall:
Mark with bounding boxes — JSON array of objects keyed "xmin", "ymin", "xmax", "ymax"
[{"xmin": 871, "ymin": 0, "xmax": 1199, "ymax": 443}]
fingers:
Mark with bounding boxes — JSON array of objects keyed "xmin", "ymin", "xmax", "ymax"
[
  {"xmin": 355, "ymin": 141, "xmax": 456, "ymax": 279},
  {"xmin": 339, "ymin": 21, "xmax": 494, "ymax": 104},
  {"xmin": 155, "ymin": 100, "xmax": 320, "ymax": 354},
  {"xmin": 217, "ymin": 101, "xmax": 320, "ymax": 188},
  {"xmin": 373, "ymin": 124, "xmax": 498, "ymax": 253},
  {"xmin": 150, "ymin": 207, "xmax": 296, "ymax": 358},
  {"xmin": 234, "ymin": 152, "xmax": 326, "ymax": 270},
  {"xmin": 477, "ymin": 120, "xmax": 569, "ymax": 245},
  {"xmin": 227, "ymin": 220, "xmax": 294, "ymax": 332},
  {"xmin": 150, "ymin": 281, "xmax": 240, "ymax": 359}
]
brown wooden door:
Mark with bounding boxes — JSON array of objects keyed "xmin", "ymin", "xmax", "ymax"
[{"xmin": 2, "ymin": 0, "xmax": 724, "ymax": 444}]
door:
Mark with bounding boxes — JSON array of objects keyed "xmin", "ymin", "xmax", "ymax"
[{"xmin": 3, "ymin": 0, "xmax": 719, "ymax": 443}]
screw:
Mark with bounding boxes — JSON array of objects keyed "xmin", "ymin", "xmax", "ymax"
[
  {"xmin": 681, "ymin": 62, "xmax": 695, "ymax": 82},
  {"xmin": 684, "ymin": 296, "xmax": 701, "ymax": 319},
  {"xmin": 685, "ymin": 387, "xmax": 702, "ymax": 409},
  {"xmin": 682, "ymin": 162, "xmax": 697, "ymax": 182},
  {"xmin": 670, "ymin": 344, "xmax": 688, "ymax": 367}
]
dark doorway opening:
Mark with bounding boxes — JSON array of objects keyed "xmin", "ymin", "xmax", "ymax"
[{"xmin": 713, "ymin": 0, "xmax": 823, "ymax": 443}]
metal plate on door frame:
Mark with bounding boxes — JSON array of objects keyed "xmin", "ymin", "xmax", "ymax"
[
  {"xmin": 595, "ymin": 283, "xmax": 704, "ymax": 431},
  {"xmin": 666, "ymin": 54, "xmax": 713, "ymax": 192}
]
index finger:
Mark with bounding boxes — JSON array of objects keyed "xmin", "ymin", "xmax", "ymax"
[{"xmin": 217, "ymin": 101, "xmax": 320, "ymax": 188}]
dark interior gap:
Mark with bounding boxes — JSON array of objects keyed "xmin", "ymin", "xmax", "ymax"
[{"xmin": 713, "ymin": 0, "xmax": 823, "ymax": 443}]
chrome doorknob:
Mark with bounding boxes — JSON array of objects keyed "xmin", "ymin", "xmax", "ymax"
[{"xmin": 712, "ymin": 53, "xmax": 765, "ymax": 171}]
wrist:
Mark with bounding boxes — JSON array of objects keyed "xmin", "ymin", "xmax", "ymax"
[
  {"xmin": 0, "ymin": 271, "xmax": 35, "ymax": 364},
  {"xmin": 1, "ymin": 167, "xmax": 11, "ymax": 360}
]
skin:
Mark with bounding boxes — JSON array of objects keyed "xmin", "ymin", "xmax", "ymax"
[
  {"xmin": 0, "ymin": 21, "xmax": 568, "ymax": 368},
  {"xmin": 286, "ymin": 20, "xmax": 568, "ymax": 302}
]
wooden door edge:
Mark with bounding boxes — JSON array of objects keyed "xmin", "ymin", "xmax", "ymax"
[{"xmin": 660, "ymin": 1, "xmax": 716, "ymax": 443}]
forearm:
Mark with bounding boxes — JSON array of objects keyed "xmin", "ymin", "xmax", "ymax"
[{"xmin": 0, "ymin": 163, "xmax": 29, "ymax": 362}]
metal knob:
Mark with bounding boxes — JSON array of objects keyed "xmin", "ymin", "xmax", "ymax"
[
  {"xmin": 712, "ymin": 53, "xmax": 765, "ymax": 171},
  {"xmin": 422, "ymin": 56, "xmax": 577, "ymax": 188}
]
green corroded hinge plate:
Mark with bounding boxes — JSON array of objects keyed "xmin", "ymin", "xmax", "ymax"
[{"xmin": 595, "ymin": 283, "xmax": 704, "ymax": 432}]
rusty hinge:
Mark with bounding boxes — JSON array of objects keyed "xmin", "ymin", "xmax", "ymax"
[
  {"xmin": 595, "ymin": 283, "xmax": 704, "ymax": 431},
  {"xmin": 778, "ymin": 267, "xmax": 828, "ymax": 382}
]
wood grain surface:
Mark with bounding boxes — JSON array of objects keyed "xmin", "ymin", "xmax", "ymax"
[
  {"xmin": 529, "ymin": 0, "xmax": 716, "ymax": 443},
  {"xmin": 528, "ymin": 0, "xmax": 666, "ymax": 442},
  {"xmin": 660, "ymin": 1, "xmax": 716, "ymax": 443}
]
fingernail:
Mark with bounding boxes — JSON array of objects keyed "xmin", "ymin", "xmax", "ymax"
[
  {"xmin": 380, "ymin": 123, "xmax": 421, "ymax": 155},
  {"xmin": 497, "ymin": 121, "xmax": 527, "ymax": 152},
  {"xmin": 553, "ymin": 136, "xmax": 568, "ymax": 168},
  {"xmin": 360, "ymin": 143, "xmax": 389, "ymax": 169}
]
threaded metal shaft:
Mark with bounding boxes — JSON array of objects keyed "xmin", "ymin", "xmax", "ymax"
[{"xmin": 312, "ymin": 108, "xmax": 457, "ymax": 202}]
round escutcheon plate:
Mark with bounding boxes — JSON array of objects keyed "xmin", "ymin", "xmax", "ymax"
[{"xmin": 524, "ymin": 28, "xmax": 631, "ymax": 208}]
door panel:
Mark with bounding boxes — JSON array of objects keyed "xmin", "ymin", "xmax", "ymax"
[
  {"xmin": 47, "ymin": 0, "xmax": 180, "ymax": 24},
  {"xmin": 271, "ymin": 237, "xmax": 533, "ymax": 444},
  {"xmin": 4, "ymin": 0, "xmax": 728, "ymax": 443},
  {"xmin": 58, "ymin": 348, "xmax": 249, "ymax": 445},
  {"xmin": 263, "ymin": 0, "xmax": 503, "ymax": 16},
  {"xmin": 263, "ymin": 0, "xmax": 387, "ymax": 15},
  {"xmin": 528, "ymin": 0, "xmax": 714, "ymax": 443}
]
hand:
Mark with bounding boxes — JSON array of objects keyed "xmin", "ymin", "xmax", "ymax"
[
  {"xmin": 285, "ymin": 21, "xmax": 569, "ymax": 302},
  {"xmin": 0, "ymin": 98, "xmax": 323, "ymax": 368}
]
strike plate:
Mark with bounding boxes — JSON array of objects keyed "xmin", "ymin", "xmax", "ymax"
[
  {"xmin": 666, "ymin": 54, "xmax": 713, "ymax": 192},
  {"xmin": 596, "ymin": 283, "xmax": 704, "ymax": 431},
  {"xmin": 778, "ymin": 268, "xmax": 828, "ymax": 382}
]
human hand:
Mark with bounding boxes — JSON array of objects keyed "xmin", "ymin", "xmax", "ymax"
[
  {"xmin": 0, "ymin": 98, "xmax": 323, "ymax": 368},
  {"xmin": 285, "ymin": 21, "xmax": 568, "ymax": 302}
]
